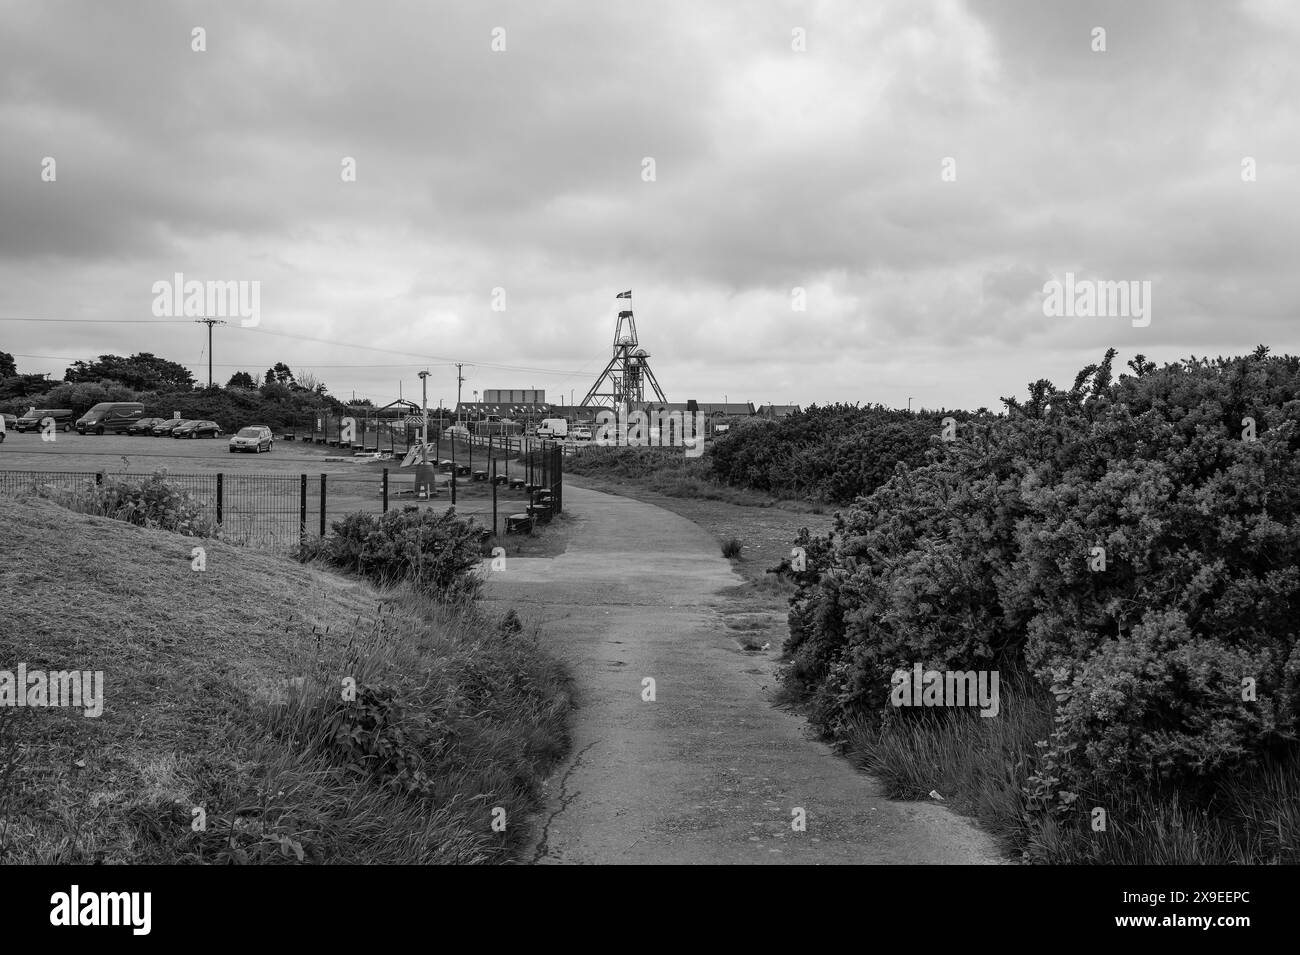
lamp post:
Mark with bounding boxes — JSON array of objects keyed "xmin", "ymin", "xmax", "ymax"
[{"xmin": 418, "ymin": 370, "xmax": 430, "ymax": 463}]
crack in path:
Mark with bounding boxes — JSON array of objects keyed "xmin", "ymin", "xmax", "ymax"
[{"xmin": 530, "ymin": 739, "xmax": 600, "ymax": 864}]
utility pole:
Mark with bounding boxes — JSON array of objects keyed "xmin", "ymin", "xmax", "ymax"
[
  {"xmin": 194, "ymin": 318, "xmax": 226, "ymax": 388},
  {"xmin": 908, "ymin": 397, "xmax": 913, "ymax": 412},
  {"xmin": 455, "ymin": 363, "xmax": 465, "ymax": 423}
]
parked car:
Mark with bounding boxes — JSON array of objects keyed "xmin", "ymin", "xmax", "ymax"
[
  {"xmin": 572, "ymin": 426, "xmax": 593, "ymax": 441},
  {"xmin": 14, "ymin": 408, "xmax": 74, "ymax": 433},
  {"xmin": 76, "ymin": 402, "xmax": 146, "ymax": 435},
  {"xmin": 125, "ymin": 417, "xmax": 165, "ymax": 435},
  {"xmin": 152, "ymin": 418, "xmax": 190, "ymax": 436},
  {"xmin": 173, "ymin": 419, "xmax": 222, "ymax": 439},
  {"xmin": 0, "ymin": 413, "xmax": 15, "ymax": 442},
  {"xmin": 229, "ymin": 425, "xmax": 274, "ymax": 453}
]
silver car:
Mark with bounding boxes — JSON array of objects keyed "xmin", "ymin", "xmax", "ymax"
[{"xmin": 229, "ymin": 425, "xmax": 274, "ymax": 453}]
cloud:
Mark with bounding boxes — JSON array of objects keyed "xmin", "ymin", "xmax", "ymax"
[{"xmin": 0, "ymin": 0, "xmax": 1296, "ymax": 409}]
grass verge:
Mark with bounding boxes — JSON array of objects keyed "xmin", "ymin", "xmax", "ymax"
[{"xmin": 0, "ymin": 496, "xmax": 570, "ymax": 864}]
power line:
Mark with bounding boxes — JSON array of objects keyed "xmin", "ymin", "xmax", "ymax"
[{"xmin": 0, "ymin": 317, "xmax": 191, "ymax": 324}]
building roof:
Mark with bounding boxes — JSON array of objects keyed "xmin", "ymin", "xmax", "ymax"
[
  {"xmin": 758, "ymin": 404, "xmax": 802, "ymax": 417},
  {"xmin": 636, "ymin": 402, "xmax": 755, "ymax": 416}
]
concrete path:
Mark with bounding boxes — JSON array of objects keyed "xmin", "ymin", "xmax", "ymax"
[{"xmin": 483, "ymin": 485, "xmax": 1001, "ymax": 865}]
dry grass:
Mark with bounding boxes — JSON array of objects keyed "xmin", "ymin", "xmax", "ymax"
[
  {"xmin": 843, "ymin": 681, "xmax": 1300, "ymax": 864},
  {"xmin": 0, "ymin": 496, "xmax": 570, "ymax": 864}
]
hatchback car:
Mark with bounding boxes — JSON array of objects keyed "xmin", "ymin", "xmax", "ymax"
[
  {"xmin": 229, "ymin": 425, "xmax": 274, "ymax": 453},
  {"xmin": 127, "ymin": 417, "xmax": 165, "ymax": 435},
  {"xmin": 152, "ymin": 418, "xmax": 190, "ymax": 436},
  {"xmin": 174, "ymin": 419, "xmax": 221, "ymax": 439}
]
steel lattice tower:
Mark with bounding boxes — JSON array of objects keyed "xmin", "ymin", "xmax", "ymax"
[{"xmin": 580, "ymin": 291, "xmax": 668, "ymax": 409}]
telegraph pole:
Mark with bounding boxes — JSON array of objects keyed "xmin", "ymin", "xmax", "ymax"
[
  {"xmin": 455, "ymin": 363, "xmax": 465, "ymax": 423},
  {"xmin": 194, "ymin": 318, "xmax": 226, "ymax": 387}
]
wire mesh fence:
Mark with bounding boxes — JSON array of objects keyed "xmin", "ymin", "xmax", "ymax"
[{"xmin": 0, "ymin": 442, "xmax": 564, "ymax": 554}]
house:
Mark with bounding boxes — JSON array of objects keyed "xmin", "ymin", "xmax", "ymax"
[{"xmin": 757, "ymin": 404, "xmax": 801, "ymax": 419}]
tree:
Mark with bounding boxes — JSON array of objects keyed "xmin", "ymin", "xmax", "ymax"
[
  {"xmin": 0, "ymin": 351, "xmax": 16, "ymax": 377},
  {"xmin": 264, "ymin": 362, "xmax": 295, "ymax": 387},
  {"xmin": 65, "ymin": 353, "xmax": 194, "ymax": 391},
  {"xmin": 226, "ymin": 371, "xmax": 257, "ymax": 389}
]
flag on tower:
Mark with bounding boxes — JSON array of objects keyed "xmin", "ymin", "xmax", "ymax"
[{"xmin": 616, "ymin": 290, "xmax": 631, "ymax": 298}]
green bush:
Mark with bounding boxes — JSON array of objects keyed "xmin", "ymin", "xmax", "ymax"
[
  {"xmin": 43, "ymin": 470, "xmax": 215, "ymax": 536},
  {"xmin": 784, "ymin": 347, "xmax": 1300, "ymax": 805},
  {"xmin": 708, "ymin": 403, "xmax": 973, "ymax": 504},
  {"xmin": 303, "ymin": 507, "xmax": 485, "ymax": 600}
]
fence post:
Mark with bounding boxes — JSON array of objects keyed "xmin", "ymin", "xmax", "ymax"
[
  {"xmin": 319, "ymin": 474, "xmax": 327, "ymax": 538},
  {"xmin": 299, "ymin": 474, "xmax": 307, "ymax": 544},
  {"xmin": 382, "ymin": 467, "xmax": 389, "ymax": 512},
  {"xmin": 95, "ymin": 472, "xmax": 103, "ymax": 486},
  {"xmin": 451, "ymin": 434, "xmax": 457, "ymax": 506},
  {"xmin": 492, "ymin": 456, "xmax": 498, "ymax": 535},
  {"xmin": 216, "ymin": 473, "xmax": 223, "ymax": 526}
]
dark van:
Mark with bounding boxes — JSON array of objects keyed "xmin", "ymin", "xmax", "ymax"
[
  {"xmin": 76, "ymin": 402, "xmax": 147, "ymax": 435},
  {"xmin": 15, "ymin": 409, "xmax": 75, "ymax": 433}
]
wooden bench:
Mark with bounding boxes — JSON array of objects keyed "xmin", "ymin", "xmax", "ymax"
[
  {"xmin": 493, "ymin": 474, "xmax": 509, "ymax": 486},
  {"xmin": 509, "ymin": 478, "xmax": 526, "ymax": 490},
  {"xmin": 472, "ymin": 470, "xmax": 488, "ymax": 482},
  {"xmin": 527, "ymin": 504, "xmax": 552, "ymax": 525}
]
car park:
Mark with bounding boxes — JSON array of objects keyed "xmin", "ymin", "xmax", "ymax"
[
  {"xmin": 15, "ymin": 408, "xmax": 74, "ymax": 433},
  {"xmin": 229, "ymin": 425, "xmax": 274, "ymax": 453},
  {"xmin": 152, "ymin": 418, "xmax": 190, "ymax": 436},
  {"xmin": 173, "ymin": 419, "xmax": 222, "ymax": 439},
  {"xmin": 75, "ymin": 402, "xmax": 146, "ymax": 435},
  {"xmin": 126, "ymin": 417, "xmax": 165, "ymax": 435}
]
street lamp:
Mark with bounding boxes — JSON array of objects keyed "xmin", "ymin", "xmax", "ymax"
[{"xmin": 417, "ymin": 370, "xmax": 430, "ymax": 462}]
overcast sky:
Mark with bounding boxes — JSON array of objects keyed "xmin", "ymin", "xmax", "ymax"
[{"xmin": 2, "ymin": 0, "xmax": 1297, "ymax": 411}]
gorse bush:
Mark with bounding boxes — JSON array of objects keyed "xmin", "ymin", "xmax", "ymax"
[
  {"xmin": 785, "ymin": 347, "xmax": 1300, "ymax": 812},
  {"xmin": 302, "ymin": 507, "xmax": 484, "ymax": 600},
  {"xmin": 43, "ymin": 470, "xmax": 215, "ymax": 536},
  {"xmin": 708, "ymin": 403, "xmax": 974, "ymax": 504}
]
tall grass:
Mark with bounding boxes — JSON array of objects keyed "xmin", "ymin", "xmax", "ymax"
[{"xmin": 841, "ymin": 680, "xmax": 1300, "ymax": 864}]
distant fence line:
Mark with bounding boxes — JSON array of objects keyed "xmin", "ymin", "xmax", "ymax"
[
  {"xmin": 0, "ymin": 445, "xmax": 563, "ymax": 553},
  {"xmin": 281, "ymin": 418, "xmax": 582, "ymax": 458}
]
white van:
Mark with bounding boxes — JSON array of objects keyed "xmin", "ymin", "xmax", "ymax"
[{"xmin": 536, "ymin": 418, "xmax": 568, "ymax": 438}]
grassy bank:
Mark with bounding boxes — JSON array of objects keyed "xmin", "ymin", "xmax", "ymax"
[{"xmin": 0, "ymin": 496, "xmax": 570, "ymax": 864}]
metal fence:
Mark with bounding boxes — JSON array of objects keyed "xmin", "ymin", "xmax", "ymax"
[{"xmin": 0, "ymin": 443, "xmax": 563, "ymax": 553}]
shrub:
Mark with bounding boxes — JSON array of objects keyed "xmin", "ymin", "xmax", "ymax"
[
  {"xmin": 708, "ymin": 403, "xmax": 971, "ymax": 504},
  {"xmin": 42, "ymin": 470, "xmax": 216, "ymax": 536},
  {"xmin": 721, "ymin": 538, "xmax": 743, "ymax": 558},
  {"xmin": 303, "ymin": 507, "xmax": 484, "ymax": 600},
  {"xmin": 783, "ymin": 347, "xmax": 1300, "ymax": 806}
]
